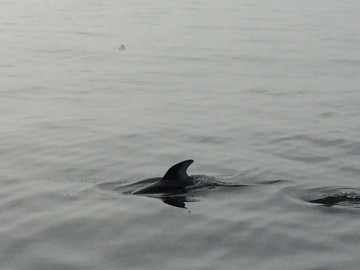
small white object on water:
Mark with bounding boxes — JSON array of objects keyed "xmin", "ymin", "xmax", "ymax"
[{"xmin": 119, "ymin": 44, "xmax": 125, "ymax": 51}]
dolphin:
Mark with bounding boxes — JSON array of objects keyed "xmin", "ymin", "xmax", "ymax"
[{"xmin": 132, "ymin": 160, "xmax": 195, "ymax": 195}]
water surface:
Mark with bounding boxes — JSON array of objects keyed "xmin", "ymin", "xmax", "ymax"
[{"xmin": 1, "ymin": 0, "xmax": 360, "ymax": 269}]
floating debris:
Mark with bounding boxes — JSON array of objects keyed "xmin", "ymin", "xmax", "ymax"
[{"xmin": 119, "ymin": 44, "xmax": 125, "ymax": 51}]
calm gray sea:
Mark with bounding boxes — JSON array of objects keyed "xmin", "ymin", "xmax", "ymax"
[{"xmin": 1, "ymin": 0, "xmax": 360, "ymax": 269}]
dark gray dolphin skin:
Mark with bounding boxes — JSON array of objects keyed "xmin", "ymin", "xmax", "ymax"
[{"xmin": 132, "ymin": 160, "xmax": 194, "ymax": 194}]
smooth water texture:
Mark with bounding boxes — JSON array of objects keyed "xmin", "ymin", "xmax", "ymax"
[{"xmin": 1, "ymin": 0, "xmax": 360, "ymax": 269}]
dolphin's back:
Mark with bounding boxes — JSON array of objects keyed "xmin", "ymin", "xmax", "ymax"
[{"xmin": 132, "ymin": 160, "xmax": 194, "ymax": 194}]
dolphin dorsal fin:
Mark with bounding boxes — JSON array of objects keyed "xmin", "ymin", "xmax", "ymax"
[{"xmin": 161, "ymin": 160, "xmax": 194, "ymax": 186}]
